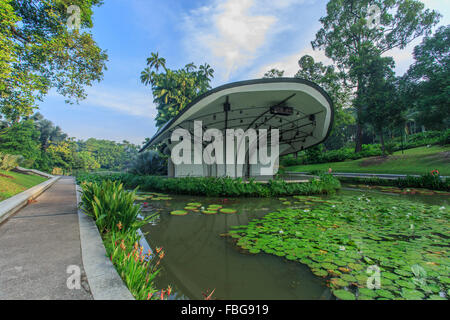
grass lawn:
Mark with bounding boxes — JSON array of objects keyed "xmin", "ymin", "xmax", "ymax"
[
  {"xmin": 0, "ymin": 170, "xmax": 48, "ymax": 201},
  {"xmin": 286, "ymin": 145, "xmax": 450, "ymax": 176}
]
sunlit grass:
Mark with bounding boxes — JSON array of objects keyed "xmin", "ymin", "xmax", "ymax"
[
  {"xmin": 287, "ymin": 146, "xmax": 450, "ymax": 175},
  {"xmin": 0, "ymin": 170, "xmax": 47, "ymax": 201}
]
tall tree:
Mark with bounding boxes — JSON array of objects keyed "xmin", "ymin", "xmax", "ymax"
[
  {"xmin": 295, "ymin": 55, "xmax": 354, "ymax": 150},
  {"xmin": 358, "ymin": 55, "xmax": 403, "ymax": 154},
  {"xmin": 312, "ymin": 0, "xmax": 440, "ymax": 152},
  {"xmin": 0, "ymin": 119, "xmax": 41, "ymax": 166},
  {"xmin": 0, "ymin": 0, "xmax": 108, "ymax": 121},
  {"xmin": 405, "ymin": 25, "xmax": 450, "ymax": 130}
]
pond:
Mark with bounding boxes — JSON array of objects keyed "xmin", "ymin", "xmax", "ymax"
[{"xmin": 138, "ymin": 185, "xmax": 449, "ymax": 300}]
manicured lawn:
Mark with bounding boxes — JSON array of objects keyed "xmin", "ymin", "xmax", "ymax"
[
  {"xmin": 286, "ymin": 146, "xmax": 450, "ymax": 176},
  {"xmin": 0, "ymin": 170, "xmax": 48, "ymax": 201}
]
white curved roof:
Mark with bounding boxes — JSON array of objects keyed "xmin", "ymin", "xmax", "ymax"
[{"xmin": 141, "ymin": 78, "xmax": 334, "ymax": 156}]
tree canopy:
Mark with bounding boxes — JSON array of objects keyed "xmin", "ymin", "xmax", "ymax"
[
  {"xmin": 0, "ymin": 0, "xmax": 108, "ymax": 122},
  {"xmin": 140, "ymin": 52, "xmax": 214, "ymax": 128},
  {"xmin": 312, "ymin": 0, "xmax": 441, "ymax": 151},
  {"xmin": 405, "ymin": 25, "xmax": 450, "ymax": 130}
]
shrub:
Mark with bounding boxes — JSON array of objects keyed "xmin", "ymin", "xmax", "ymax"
[
  {"xmin": 76, "ymin": 172, "xmax": 341, "ymax": 197},
  {"xmin": 52, "ymin": 167, "xmax": 63, "ymax": 175},
  {"xmin": 337, "ymin": 171, "xmax": 449, "ymax": 191},
  {"xmin": 79, "ymin": 180, "xmax": 167, "ymax": 300},
  {"xmin": 129, "ymin": 151, "xmax": 167, "ymax": 176},
  {"xmin": 0, "ymin": 153, "xmax": 23, "ymax": 170},
  {"xmin": 80, "ymin": 180, "xmax": 155, "ymax": 234}
]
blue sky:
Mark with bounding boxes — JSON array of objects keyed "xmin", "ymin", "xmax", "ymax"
[{"xmin": 38, "ymin": 0, "xmax": 449, "ymax": 146}]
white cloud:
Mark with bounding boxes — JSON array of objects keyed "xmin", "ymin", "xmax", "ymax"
[
  {"xmin": 183, "ymin": 0, "xmax": 315, "ymax": 80},
  {"xmin": 184, "ymin": 0, "xmax": 276, "ymax": 79},
  {"xmin": 82, "ymin": 86, "xmax": 157, "ymax": 119}
]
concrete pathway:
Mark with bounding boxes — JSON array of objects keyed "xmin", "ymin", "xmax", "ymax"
[{"xmin": 0, "ymin": 177, "xmax": 92, "ymax": 300}]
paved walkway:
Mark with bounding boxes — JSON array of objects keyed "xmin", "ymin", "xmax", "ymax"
[{"xmin": 0, "ymin": 177, "xmax": 92, "ymax": 300}]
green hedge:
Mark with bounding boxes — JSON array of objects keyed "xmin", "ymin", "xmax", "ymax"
[
  {"xmin": 76, "ymin": 173, "xmax": 341, "ymax": 197},
  {"xmin": 337, "ymin": 174, "xmax": 449, "ymax": 191}
]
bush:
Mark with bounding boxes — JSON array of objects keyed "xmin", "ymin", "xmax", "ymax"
[
  {"xmin": 129, "ymin": 151, "xmax": 167, "ymax": 176},
  {"xmin": 0, "ymin": 153, "xmax": 23, "ymax": 170},
  {"xmin": 76, "ymin": 172, "xmax": 341, "ymax": 198},
  {"xmin": 80, "ymin": 180, "xmax": 155, "ymax": 234},
  {"xmin": 79, "ymin": 180, "xmax": 166, "ymax": 300},
  {"xmin": 338, "ymin": 171, "xmax": 449, "ymax": 191},
  {"xmin": 438, "ymin": 130, "xmax": 449, "ymax": 146}
]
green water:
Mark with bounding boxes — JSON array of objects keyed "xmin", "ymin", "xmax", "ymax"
[{"xmin": 139, "ymin": 186, "xmax": 448, "ymax": 300}]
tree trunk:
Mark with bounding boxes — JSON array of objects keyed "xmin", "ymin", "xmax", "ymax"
[
  {"xmin": 380, "ymin": 130, "xmax": 385, "ymax": 156},
  {"xmin": 355, "ymin": 122, "xmax": 362, "ymax": 153}
]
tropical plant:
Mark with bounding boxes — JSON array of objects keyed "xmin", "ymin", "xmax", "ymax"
[
  {"xmin": 80, "ymin": 180, "xmax": 155, "ymax": 234},
  {"xmin": 129, "ymin": 150, "xmax": 167, "ymax": 175},
  {"xmin": 76, "ymin": 172, "xmax": 341, "ymax": 198},
  {"xmin": 140, "ymin": 53, "xmax": 214, "ymax": 128}
]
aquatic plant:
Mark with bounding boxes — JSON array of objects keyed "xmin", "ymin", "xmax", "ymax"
[
  {"xmin": 229, "ymin": 195, "xmax": 450, "ymax": 300},
  {"xmin": 220, "ymin": 208, "xmax": 237, "ymax": 214},
  {"xmin": 170, "ymin": 210, "xmax": 188, "ymax": 216}
]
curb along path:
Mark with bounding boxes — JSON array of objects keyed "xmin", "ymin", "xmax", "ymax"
[{"xmin": 0, "ymin": 177, "xmax": 92, "ymax": 300}]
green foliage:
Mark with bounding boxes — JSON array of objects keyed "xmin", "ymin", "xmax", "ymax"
[
  {"xmin": 406, "ymin": 25, "xmax": 450, "ymax": 130},
  {"xmin": 338, "ymin": 172, "xmax": 450, "ymax": 191},
  {"xmin": 140, "ymin": 52, "xmax": 214, "ymax": 128},
  {"xmin": 282, "ymin": 130, "xmax": 449, "ymax": 167},
  {"xmin": 0, "ymin": 152, "xmax": 22, "ymax": 170},
  {"xmin": 0, "ymin": 119, "xmax": 40, "ymax": 166},
  {"xmin": 0, "ymin": 0, "xmax": 108, "ymax": 121},
  {"xmin": 129, "ymin": 151, "xmax": 167, "ymax": 176},
  {"xmin": 312, "ymin": 0, "xmax": 441, "ymax": 151},
  {"xmin": 80, "ymin": 180, "xmax": 167, "ymax": 300},
  {"xmin": 76, "ymin": 172, "xmax": 341, "ymax": 198},
  {"xmin": 80, "ymin": 180, "xmax": 154, "ymax": 234},
  {"xmin": 79, "ymin": 138, "xmax": 139, "ymax": 171},
  {"xmin": 295, "ymin": 55, "xmax": 354, "ymax": 150},
  {"xmin": 263, "ymin": 69, "xmax": 285, "ymax": 78},
  {"xmin": 231, "ymin": 194, "xmax": 450, "ymax": 300},
  {"xmin": 357, "ymin": 54, "xmax": 403, "ymax": 154}
]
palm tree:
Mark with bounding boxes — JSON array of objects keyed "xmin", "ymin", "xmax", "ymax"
[
  {"xmin": 185, "ymin": 62, "xmax": 196, "ymax": 72},
  {"xmin": 146, "ymin": 52, "xmax": 167, "ymax": 72}
]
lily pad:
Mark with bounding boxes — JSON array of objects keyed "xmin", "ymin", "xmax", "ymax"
[
  {"xmin": 202, "ymin": 210, "xmax": 217, "ymax": 215},
  {"xmin": 400, "ymin": 288, "xmax": 425, "ymax": 300},
  {"xmin": 170, "ymin": 210, "xmax": 188, "ymax": 216},
  {"xmin": 220, "ymin": 208, "xmax": 238, "ymax": 214},
  {"xmin": 333, "ymin": 289, "xmax": 356, "ymax": 300},
  {"xmin": 187, "ymin": 202, "xmax": 202, "ymax": 207}
]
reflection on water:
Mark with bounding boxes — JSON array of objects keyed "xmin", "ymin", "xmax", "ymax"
[{"xmin": 139, "ymin": 186, "xmax": 448, "ymax": 300}]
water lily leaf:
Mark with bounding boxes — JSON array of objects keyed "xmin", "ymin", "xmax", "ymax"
[
  {"xmin": 170, "ymin": 210, "xmax": 188, "ymax": 216},
  {"xmin": 400, "ymin": 288, "xmax": 425, "ymax": 300},
  {"xmin": 333, "ymin": 289, "xmax": 356, "ymax": 300},
  {"xmin": 220, "ymin": 208, "xmax": 238, "ymax": 214}
]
